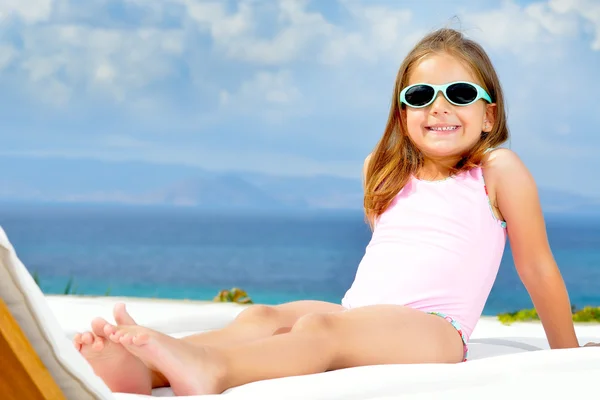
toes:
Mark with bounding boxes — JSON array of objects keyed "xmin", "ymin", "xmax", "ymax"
[
  {"xmin": 82, "ymin": 332, "xmax": 95, "ymax": 345},
  {"xmin": 108, "ymin": 328, "xmax": 127, "ymax": 343},
  {"xmin": 91, "ymin": 317, "xmax": 110, "ymax": 337},
  {"xmin": 119, "ymin": 334, "xmax": 133, "ymax": 346},
  {"xmin": 104, "ymin": 323, "xmax": 118, "ymax": 337},
  {"xmin": 114, "ymin": 303, "xmax": 137, "ymax": 326},
  {"xmin": 73, "ymin": 333, "xmax": 82, "ymax": 344},
  {"xmin": 92, "ymin": 335, "xmax": 105, "ymax": 351},
  {"xmin": 119, "ymin": 332, "xmax": 149, "ymax": 347},
  {"xmin": 73, "ymin": 333, "xmax": 83, "ymax": 351},
  {"xmin": 132, "ymin": 333, "xmax": 150, "ymax": 346}
]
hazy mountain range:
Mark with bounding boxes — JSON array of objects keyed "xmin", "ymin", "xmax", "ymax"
[{"xmin": 0, "ymin": 156, "xmax": 598, "ymax": 214}]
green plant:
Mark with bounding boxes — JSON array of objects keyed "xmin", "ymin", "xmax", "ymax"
[
  {"xmin": 213, "ymin": 287, "xmax": 253, "ymax": 304},
  {"xmin": 572, "ymin": 306, "xmax": 600, "ymax": 322},
  {"xmin": 497, "ymin": 308, "xmax": 539, "ymax": 325},
  {"xmin": 63, "ymin": 276, "xmax": 79, "ymax": 295},
  {"xmin": 498, "ymin": 305, "xmax": 600, "ymax": 325}
]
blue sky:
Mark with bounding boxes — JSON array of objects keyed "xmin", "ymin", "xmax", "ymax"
[{"xmin": 1, "ymin": 0, "xmax": 599, "ymax": 196}]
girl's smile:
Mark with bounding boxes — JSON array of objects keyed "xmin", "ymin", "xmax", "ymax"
[{"xmin": 425, "ymin": 124, "xmax": 462, "ymax": 135}]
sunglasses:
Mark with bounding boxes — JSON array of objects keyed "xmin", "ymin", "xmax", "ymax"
[{"xmin": 399, "ymin": 81, "xmax": 492, "ymax": 108}]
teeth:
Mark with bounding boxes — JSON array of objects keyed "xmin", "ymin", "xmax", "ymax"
[{"xmin": 429, "ymin": 126, "xmax": 458, "ymax": 131}]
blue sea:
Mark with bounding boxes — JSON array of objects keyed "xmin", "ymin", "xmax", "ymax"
[{"xmin": 1, "ymin": 203, "xmax": 599, "ymax": 316}]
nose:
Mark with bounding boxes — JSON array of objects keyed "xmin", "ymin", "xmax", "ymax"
[{"xmin": 430, "ymin": 91, "xmax": 451, "ymax": 114}]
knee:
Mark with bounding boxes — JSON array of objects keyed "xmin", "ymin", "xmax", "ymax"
[
  {"xmin": 235, "ymin": 305, "xmax": 280, "ymax": 325},
  {"xmin": 291, "ymin": 313, "xmax": 336, "ymax": 335}
]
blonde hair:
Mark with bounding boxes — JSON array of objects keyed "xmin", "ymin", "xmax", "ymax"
[{"xmin": 363, "ymin": 28, "xmax": 509, "ymax": 227}]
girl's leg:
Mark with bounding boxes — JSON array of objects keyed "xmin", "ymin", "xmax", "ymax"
[
  {"xmin": 106, "ymin": 305, "xmax": 465, "ymax": 396},
  {"xmin": 75, "ymin": 300, "xmax": 344, "ymax": 393},
  {"xmin": 180, "ymin": 300, "xmax": 345, "ymax": 347},
  {"xmin": 151, "ymin": 300, "xmax": 344, "ymax": 387}
]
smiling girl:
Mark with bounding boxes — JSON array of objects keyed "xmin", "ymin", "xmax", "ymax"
[{"xmin": 74, "ymin": 28, "xmax": 593, "ymax": 396}]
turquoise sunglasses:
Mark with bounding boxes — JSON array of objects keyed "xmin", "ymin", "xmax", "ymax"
[{"xmin": 400, "ymin": 81, "xmax": 492, "ymax": 108}]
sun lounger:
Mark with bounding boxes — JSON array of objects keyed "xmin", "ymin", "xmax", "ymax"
[
  {"xmin": 2, "ymin": 225, "xmax": 600, "ymax": 400},
  {"xmin": 0, "ymin": 226, "xmax": 114, "ymax": 399}
]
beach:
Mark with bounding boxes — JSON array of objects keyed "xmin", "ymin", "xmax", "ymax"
[{"xmin": 49, "ymin": 294, "xmax": 600, "ymax": 342}]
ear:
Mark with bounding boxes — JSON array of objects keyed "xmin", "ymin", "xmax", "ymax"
[{"xmin": 482, "ymin": 103, "xmax": 497, "ymax": 133}]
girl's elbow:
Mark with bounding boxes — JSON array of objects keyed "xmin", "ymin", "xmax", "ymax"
[{"xmin": 515, "ymin": 260, "xmax": 563, "ymax": 287}]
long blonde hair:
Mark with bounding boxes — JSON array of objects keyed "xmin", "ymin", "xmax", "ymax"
[{"xmin": 364, "ymin": 28, "xmax": 509, "ymax": 227}]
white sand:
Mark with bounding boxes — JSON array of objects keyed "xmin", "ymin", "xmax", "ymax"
[{"xmin": 47, "ymin": 294, "xmax": 600, "ymax": 341}]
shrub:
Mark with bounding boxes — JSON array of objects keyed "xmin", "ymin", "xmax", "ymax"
[
  {"xmin": 498, "ymin": 305, "xmax": 600, "ymax": 325},
  {"xmin": 213, "ymin": 287, "xmax": 253, "ymax": 304}
]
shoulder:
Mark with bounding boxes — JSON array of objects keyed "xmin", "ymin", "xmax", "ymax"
[
  {"xmin": 481, "ymin": 148, "xmax": 535, "ymax": 194},
  {"xmin": 481, "ymin": 147, "xmax": 528, "ymax": 178},
  {"xmin": 481, "ymin": 148, "xmax": 537, "ymax": 221},
  {"xmin": 481, "ymin": 147, "xmax": 540, "ymax": 221}
]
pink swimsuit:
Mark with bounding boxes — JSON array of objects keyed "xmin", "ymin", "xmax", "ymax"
[{"xmin": 341, "ymin": 167, "xmax": 507, "ymax": 360}]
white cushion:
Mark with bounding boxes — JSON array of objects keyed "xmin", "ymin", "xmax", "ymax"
[
  {"xmin": 112, "ymin": 347, "xmax": 600, "ymax": 399},
  {"xmin": 0, "ymin": 226, "xmax": 114, "ymax": 400},
  {"xmin": 47, "ymin": 297, "xmax": 600, "ymax": 400}
]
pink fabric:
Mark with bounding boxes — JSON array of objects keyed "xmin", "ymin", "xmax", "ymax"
[{"xmin": 341, "ymin": 167, "xmax": 506, "ymax": 340}]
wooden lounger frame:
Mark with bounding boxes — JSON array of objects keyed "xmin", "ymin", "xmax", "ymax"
[{"xmin": 0, "ymin": 298, "xmax": 66, "ymax": 400}]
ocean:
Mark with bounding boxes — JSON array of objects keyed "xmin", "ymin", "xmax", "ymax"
[{"xmin": 1, "ymin": 203, "xmax": 599, "ymax": 316}]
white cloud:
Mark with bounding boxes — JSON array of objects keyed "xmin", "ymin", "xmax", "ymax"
[
  {"xmin": 1, "ymin": 0, "xmax": 596, "ymax": 108},
  {"xmin": 94, "ymin": 63, "xmax": 117, "ymax": 83},
  {"xmin": 461, "ymin": 1, "xmax": 578, "ymax": 62},
  {"xmin": 548, "ymin": 0, "xmax": 600, "ymax": 50},
  {"xmin": 10, "ymin": 24, "xmax": 185, "ymax": 104},
  {"xmin": 178, "ymin": 0, "xmax": 415, "ymax": 66},
  {"xmin": 219, "ymin": 69, "xmax": 303, "ymax": 124},
  {"xmin": 0, "ymin": 0, "xmax": 53, "ymax": 24},
  {"xmin": 321, "ymin": 1, "xmax": 414, "ymax": 65},
  {"xmin": 222, "ymin": 70, "xmax": 300, "ymax": 105},
  {"xmin": 179, "ymin": 0, "xmax": 334, "ymax": 65},
  {"xmin": 462, "ymin": 0, "xmax": 600, "ymax": 58},
  {"xmin": 0, "ymin": 0, "xmax": 412, "ymax": 109},
  {"xmin": 0, "ymin": 44, "xmax": 16, "ymax": 71}
]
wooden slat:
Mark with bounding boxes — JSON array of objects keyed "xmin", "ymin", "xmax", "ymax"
[{"xmin": 0, "ymin": 298, "xmax": 66, "ymax": 400}]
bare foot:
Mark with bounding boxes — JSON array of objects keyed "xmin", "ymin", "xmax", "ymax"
[
  {"xmin": 74, "ymin": 304, "xmax": 153, "ymax": 394},
  {"xmin": 106, "ymin": 324, "xmax": 228, "ymax": 396}
]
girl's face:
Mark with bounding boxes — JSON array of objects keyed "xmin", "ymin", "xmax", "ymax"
[{"xmin": 402, "ymin": 52, "xmax": 496, "ymax": 161}]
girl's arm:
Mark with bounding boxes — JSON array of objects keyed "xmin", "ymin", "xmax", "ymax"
[{"xmin": 484, "ymin": 149, "xmax": 580, "ymax": 349}]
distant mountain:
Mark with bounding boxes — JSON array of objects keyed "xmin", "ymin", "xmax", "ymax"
[
  {"xmin": 0, "ymin": 155, "xmax": 598, "ymax": 213},
  {"xmin": 0, "ymin": 156, "xmax": 362, "ymax": 210},
  {"xmin": 538, "ymin": 188, "xmax": 600, "ymax": 214},
  {"xmin": 147, "ymin": 174, "xmax": 297, "ymax": 209},
  {"xmin": 239, "ymin": 173, "xmax": 362, "ymax": 209}
]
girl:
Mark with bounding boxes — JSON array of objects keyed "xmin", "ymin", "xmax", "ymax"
[{"xmin": 74, "ymin": 28, "xmax": 590, "ymax": 396}]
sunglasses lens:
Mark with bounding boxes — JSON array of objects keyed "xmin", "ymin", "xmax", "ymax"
[
  {"xmin": 404, "ymin": 85, "xmax": 435, "ymax": 107},
  {"xmin": 447, "ymin": 83, "xmax": 478, "ymax": 104}
]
